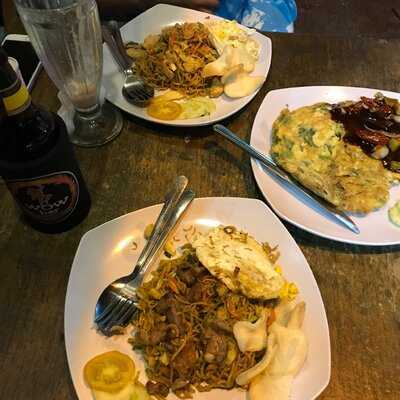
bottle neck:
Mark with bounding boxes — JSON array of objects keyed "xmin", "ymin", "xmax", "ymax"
[
  {"xmin": 0, "ymin": 47, "xmax": 32, "ymax": 116},
  {"xmin": 0, "ymin": 48, "xmax": 60, "ymax": 162},
  {"xmin": 0, "ymin": 79, "xmax": 32, "ymax": 116}
]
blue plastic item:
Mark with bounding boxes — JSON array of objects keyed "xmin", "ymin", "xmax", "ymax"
[{"xmin": 216, "ymin": 0, "xmax": 297, "ymax": 32}]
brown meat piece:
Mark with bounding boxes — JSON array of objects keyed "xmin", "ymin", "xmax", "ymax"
[
  {"xmin": 171, "ymin": 378, "xmax": 190, "ymax": 391},
  {"xmin": 191, "ymin": 263, "xmax": 206, "ymax": 275},
  {"xmin": 203, "ymin": 330, "xmax": 228, "ymax": 363},
  {"xmin": 189, "ymin": 278, "xmax": 215, "ymax": 303},
  {"xmin": 354, "ymin": 129, "xmax": 389, "ymax": 146},
  {"xmin": 155, "ymin": 293, "xmax": 176, "ymax": 316},
  {"xmin": 176, "ymin": 268, "xmax": 197, "ymax": 286},
  {"xmin": 172, "ymin": 340, "xmax": 198, "ymax": 377},
  {"xmin": 189, "ymin": 281, "xmax": 204, "ymax": 302},
  {"xmin": 155, "ymin": 294, "xmax": 185, "ymax": 336},
  {"xmin": 166, "ymin": 301, "xmax": 182, "ymax": 327},
  {"xmin": 155, "ymin": 298, "xmax": 169, "ymax": 315},
  {"xmin": 207, "ymin": 319, "xmax": 233, "ymax": 335},
  {"xmin": 167, "ymin": 324, "xmax": 180, "ymax": 339},
  {"xmin": 135, "ymin": 322, "xmax": 168, "ymax": 346},
  {"xmin": 146, "ymin": 381, "xmax": 169, "ymax": 398},
  {"xmin": 176, "ymin": 260, "xmax": 206, "ymax": 287}
]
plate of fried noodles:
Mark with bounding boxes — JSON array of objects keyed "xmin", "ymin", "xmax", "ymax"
[
  {"xmin": 65, "ymin": 197, "xmax": 330, "ymax": 400},
  {"xmin": 102, "ymin": 4, "xmax": 272, "ymax": 126}
]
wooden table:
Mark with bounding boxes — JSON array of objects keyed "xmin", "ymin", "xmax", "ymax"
[{"xmin": 1, "ymin": 33, "xmax": 400, "ymax": 400}]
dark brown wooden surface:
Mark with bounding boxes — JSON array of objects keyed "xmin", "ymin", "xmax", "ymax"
[
  {"xmin": 295, "ymin": 0, "xmax": 400, "ymax": 38},
  {"xmin": 1, "ymin": 33, "xmax": 400, "ymax": 400},
  {"xmin": 3, "ymin": 0, "xmax": 400, "ymax": 38}
]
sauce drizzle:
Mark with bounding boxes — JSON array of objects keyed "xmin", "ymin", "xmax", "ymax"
[{"xmin": 330, "ymin": 95, "xmax": 400, "ymax": 172}]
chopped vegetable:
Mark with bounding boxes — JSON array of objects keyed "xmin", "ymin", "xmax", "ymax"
[
  {"xmin": 279, "ymin": 282, "xmax": 299, "ymax": 301},
  {"xmin": 131, "ymin": 382, "xmax": 151, "ymax": 400},
  {"xmin": 390, "ymin": 160, "xmax": 400, "ymax": 171},
  {"xmin": 177, "ymin": 97, "xmax": 216, "ymax": 119},
  {"xmin": 389, "ymin": 138, "xmax": 400, "ymax": 152},
  {"xmin": 225, "ymin": 339, "xmax": 238, "ymax": 365},
  {"xmin": 93, "ymin": 382, "xmax": 150, "ymax": 400},
  {"xmin": 144, "ymin": 223, "xmax": 154, "ymax": 240},
  {"xmin": 298, "ymin": 126, "xmax": 316, "ymax": 146},
  {"xmin": 371, "ymin": 145, "xmax": 389, "ymax": 160},
  {"xmin": 160, "ymin": 352, "xmax": 169, "ymax": 366},
  {"xmin": 148, "ymin": 287, "xmax": 163, "ymax": 300},
  {"xmin": 164, "ymin": 240, "xmax": 176, "ymax": 257}
]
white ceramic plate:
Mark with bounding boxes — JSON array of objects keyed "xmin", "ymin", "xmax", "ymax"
[
  {"xmin": 65, "ymin": 197, "xmax": 330, "ymax": 400},
  {"xmin": 102, "ymin": 4, "xmax": 272, "ymax": 127},
  {"xmin": 250, "ymin": 86, "xmax": 400, "ymax": 246}
]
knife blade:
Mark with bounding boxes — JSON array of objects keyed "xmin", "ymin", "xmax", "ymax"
[{"xmin": 213, "ymin": 124, "xmax": 360, "ymax": 235}]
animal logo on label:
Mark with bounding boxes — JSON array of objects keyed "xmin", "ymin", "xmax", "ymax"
[{"xmin": 7, "ymin": 171, "xmax": 79, "ymax": 223}]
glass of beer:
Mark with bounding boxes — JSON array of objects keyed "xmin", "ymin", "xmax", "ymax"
[{"xmin": 14, "ymin": 0, "xmax": 123, "ymax": 147}]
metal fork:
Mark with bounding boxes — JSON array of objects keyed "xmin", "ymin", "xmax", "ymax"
[
  {"xmin": 94, "ymin": 176, "xmax": 195, "ymax": 335},
  {"xmin": 102, "ymin": 22, "xmax": 154, "ymax": 106}
]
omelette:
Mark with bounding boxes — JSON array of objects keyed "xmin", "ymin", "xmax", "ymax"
[
  {"xmin": 191, "ymin": 226, "xmax": 285, "ymax": 300},
  {"xmin": 270, "ymin": 103, "xmax": 398, "ymax": 213}
]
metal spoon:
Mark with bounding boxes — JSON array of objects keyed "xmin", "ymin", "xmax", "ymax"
[{"xmin": 102, "ymin": 23, "xmax": 154, "ymax": 107}]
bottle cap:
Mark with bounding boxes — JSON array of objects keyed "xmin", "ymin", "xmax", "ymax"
[{"xmin": 7, "ymin": 57, "xmax": 27, "ymax": 87}]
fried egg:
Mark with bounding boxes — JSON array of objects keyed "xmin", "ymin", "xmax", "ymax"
[
  {"xmin": 206, "ymin": 20, "xmax": 260, "ymax": 61},
  {"xmin": 191, "ymin": 226, "xmax": 284, "ymax": 300}
]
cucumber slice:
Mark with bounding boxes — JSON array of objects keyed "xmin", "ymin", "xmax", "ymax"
[{"xmin": 388, "ymin": 201, "xmax": 400, "ymax": 227}]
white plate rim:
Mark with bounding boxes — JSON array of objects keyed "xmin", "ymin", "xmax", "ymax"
[
  {"xmin": 64, "ymin": 196, "xmax": 331, "ymax": 400},
  {"xmin": 102, "ymin": 4, "xmax": 272, "ymax": 127},
  {"xmin": 250, "ymin": 85, "xmax": 400, "ymax": 246}
]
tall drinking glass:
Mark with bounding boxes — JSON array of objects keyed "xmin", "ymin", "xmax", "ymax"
[{"xmin": 14, "ymin": 0, "xmax": 123, "ymax": 147}]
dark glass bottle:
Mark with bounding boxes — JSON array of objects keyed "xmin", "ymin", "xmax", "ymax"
[
  {"xmin": 0, "ymin": 96, "xmax": 5, "ymax": 128},
  {"xmin": 0, "ymin": 47, "xmax": 91, "ymax": 233}
]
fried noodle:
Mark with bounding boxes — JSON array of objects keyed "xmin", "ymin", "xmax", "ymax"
[
  {"xmin": 131, "ymin": 23, "xmax": 219, "ymax": 96},
  {"xmin": 130, "ymin": 246, "xmax": 277, "ymax": 399}
]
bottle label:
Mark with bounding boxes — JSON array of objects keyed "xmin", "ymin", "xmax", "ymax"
[
  {"xmin": 1, "ymin": 80, "xmax": 31, "ymax": 115},
  {"xmin": 6, "ymin": 171, "xmax": 80, "ymax": 224}
]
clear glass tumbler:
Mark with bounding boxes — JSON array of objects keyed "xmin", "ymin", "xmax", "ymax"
[{"xmin": 14, "ymin": 0, "xmax": 123, "ymax": 147}]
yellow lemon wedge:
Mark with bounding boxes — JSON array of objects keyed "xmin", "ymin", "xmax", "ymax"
[{"xmin": 83, "ymin": 351, "xmax": 135, "ymax": 393}]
